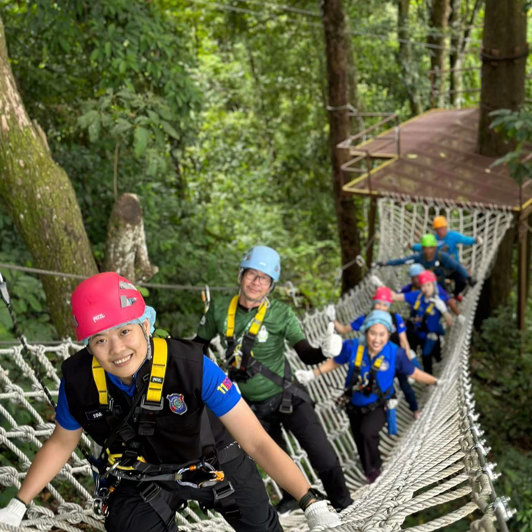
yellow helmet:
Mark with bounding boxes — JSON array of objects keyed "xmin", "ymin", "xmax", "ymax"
[{"xmin": 433, "ymin": 216, "xmax": 448, "ymax": 229}]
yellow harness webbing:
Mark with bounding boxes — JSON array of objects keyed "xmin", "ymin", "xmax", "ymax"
[
  {"xmin": 146, "ymin": 337, "xmax": 168, "ymax": 404},
  {"xmin": 92, "ymin": 357, "xmax": 108, "ymax": 406},
  {"xmin": 225, "ymin": 295, "xmax": 269, "ymax": 340},
  {"xmin": 413, "ymin": 293, "xmax": 434, "ymax": 315},
  {"xmin": 92, "ymin": 337, "xmax": 168, "ymax": 407}
]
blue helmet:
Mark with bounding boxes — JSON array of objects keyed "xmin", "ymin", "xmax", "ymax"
[
  {"xmin": 360, "ymin": 310, "xmax": 394, "ymax": 333},
  {"xmin": 239, "ymin": 246, "xmax": 281, "ymax": 282},
  {"xmin": 408, "ymin": 263, "xmax": 425, "ymax": 277}
]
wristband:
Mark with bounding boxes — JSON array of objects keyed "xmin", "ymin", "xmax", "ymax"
[
  {"xmin": 298, "ymin": 488, "xmax": 322, "ymax": 511},
  {"xmin": 14, "ymin": 496, "xmax": 27, "ymax": 507}
]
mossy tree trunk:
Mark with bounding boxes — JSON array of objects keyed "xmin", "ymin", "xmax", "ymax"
[
  {"xmin": 0, "ymin": 16, "xmax": 97, "ymax": 337},
  {"xmin": 321, "ymin": 0, "xmax": 363, "ymax": 293}
]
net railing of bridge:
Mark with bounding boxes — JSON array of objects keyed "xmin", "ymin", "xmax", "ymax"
[{"xmin": 0, "ymin": 197, "xmax": 516, "ymax": 531}]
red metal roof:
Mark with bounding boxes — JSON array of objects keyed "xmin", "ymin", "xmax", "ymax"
[{"xmin": 342, "ymin": 108, "xmax": 532, "ymax": 211}]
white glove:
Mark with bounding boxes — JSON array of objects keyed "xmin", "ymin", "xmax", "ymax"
[
  {"xmin": 476, "ymin": 236, "xmax": 483, "ymax": 245},
  {"xmin": 430, "ymin": 296, "xmax": 447, "ymax": 314},
  {"xmin": 295, "ymin": 369, "xmax": 316, "ymax": 385},
  {"xmin": 0, "ymin": 498, "xmax": 26, "ymax": 527},
  {"xmin": 369, "ymin": 274, "xmax": 384, "ymax": 287},
  {"xmin": 320, "ymin": 323, "xmax": 343, "ymax": 358},
  {"xmin": 457, "ymin": 314, "xmax": 466, "ymax": 325},
  {"xmin": 325, "ymin": 304, "xmax": 336, "ymax": 322},
  {"xmin": 427, "ymin": 332, "xmax": 439, "ymax": 341},
  {"xmin": 408, "ymin": 349, "xmax": 417, "ymax": 361},
  {"xmin": 304, "ymin": 500, "xmax": 341, "ymax": 530}
]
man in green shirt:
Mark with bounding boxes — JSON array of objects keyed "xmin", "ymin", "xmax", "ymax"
[{"xmin": 196, "ymin": 246, "xmax": 353, "ymax": 514}]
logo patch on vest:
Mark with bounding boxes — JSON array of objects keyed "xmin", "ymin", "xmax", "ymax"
[
  {"xmin": 85, "ymin": 409, "xmax": 105, "ymax": 421},
  {"xmin": 379, "ymin": 360, "xmax": 390, "ymax": 371},
  {"xmin": 167, "ymin": 393, "xmax": 187, "ymax": 415}
]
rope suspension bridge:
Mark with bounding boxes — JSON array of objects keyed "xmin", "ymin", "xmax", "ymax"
[{"xmin": 0, "ymin": 197, "xmax": 516, "ymax": 531}]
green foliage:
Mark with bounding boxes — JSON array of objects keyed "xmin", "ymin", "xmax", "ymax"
[
  {"xmin": 0, "ymin": 0, "xmax": 487, "ymax": 341},
  {"xmin": 490, "ymin": 108, "xmax": 532, "ymax": 185}
]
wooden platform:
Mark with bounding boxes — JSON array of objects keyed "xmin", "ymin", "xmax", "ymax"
[{"xmin": 342, "ymin": 108, "xmax": 532, "ymax": 211}]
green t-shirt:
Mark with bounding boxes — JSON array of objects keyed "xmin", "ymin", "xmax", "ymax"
[{"xmin": 197, "ymin": 294, "xmax": 306, "ymax": 402}]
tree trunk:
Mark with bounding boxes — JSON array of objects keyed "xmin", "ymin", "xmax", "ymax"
[
  {"xmin": 476, "ymin": 0, "xmax": 527, "ymax": 315},
  {"xmin": 428, "ymin": 0, "xmax": 450, "ymax": 107},
  {"xmin": 449, "ymin": 0, "xmax": 482, "ymax": 106},
  {"xmin": 477, "ymin": 0, "xmax": 527, "ymax": 156},
  {"xmin": 448, "ymin": 0, "xmax": 462, "ymax": 106},
  {"xmin": 103, "ymin": 193, "xmax": 158, "ymax": 283},
  {"xmin": 321, "ymin": 0, "xmax": 363, "ymax": 293},
  {"xmin": 0, "ymin": 16, "xmax": 97, "ymax": 337},
  {"xmin": 398, "ymin": 0, "xmax": 423, "ymax": 115}
]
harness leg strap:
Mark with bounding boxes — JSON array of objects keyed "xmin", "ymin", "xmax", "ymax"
[
  {"xmin": 140, "ymin": 482, "xmax": 179, "ymax": 531},
  {"xmin": 212, "ymin": 481, "xmax": 240, "ymax": 519}
]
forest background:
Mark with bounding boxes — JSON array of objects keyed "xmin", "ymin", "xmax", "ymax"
[{"xmin": 0, "ymin": 0, "xmax": 530, "ymax": 529}]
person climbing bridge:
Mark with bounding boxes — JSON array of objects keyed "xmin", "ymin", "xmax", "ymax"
[
  {"xmin": 194, "ymin": 245, "xmax": 353, "ymax": 515},
  {"xmin": 378, "ymin": 233, "xmax": 474, "ymax": 297},
  {"xmin": 0, "ymin": 272, "xmax": 341, "ymax": 532},
  {"xmin": 401, "ymin": 263, "xmax": 462, "ymax": 318},
  {"xmin": 392, "ymin": 270, "xmax": 454, "ymax": 375},
  {"xmin": 410, "ymin": 215, "xmax": 481, "ymax": 262},
  {"xmin": 295, "ymin": 310, "xmax": 437, "ymax": 484},
  {"xmin": 330, "ymin": 286, "xmax": 422, "ymax": 419}
]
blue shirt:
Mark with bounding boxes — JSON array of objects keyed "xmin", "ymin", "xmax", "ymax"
[
  {"xmin": 350, "ymin": 313, "xmax": 406, "ymax": 335},
  {"xmin": 412, "ymin": 231, "xmax": 476, "ymax": 261},
  {"xmin": 403, "ymin": 290, "xmax": 446, "ymax": 335},
  {"xmin": 385, "ymin": 250, "xmax": 469, "ymax": 285},
  {"xmin": 56, "ymin": 356, "xmax": 241, "ymax": 430},
  {"xmin": 334, "ymin": 339, "xmax": 414, "ymax": 407}
]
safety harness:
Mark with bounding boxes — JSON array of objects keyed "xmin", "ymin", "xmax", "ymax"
[
  {"xmin": 338, "ymin": 344, "xmax": 394, "ymax": 414},
  {"xmin": 91, "ymin": 338, "xmax": 237, "ymax": 519},
  {"xmin": 225, "ymin": 295, "xmax": 311, "ymax": 414},
  {"xmin": 409, "ymin": 292, "xmax": 435, "ymax": 330}
]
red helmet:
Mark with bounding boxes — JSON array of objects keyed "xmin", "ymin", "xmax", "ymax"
[
  {"xmin": 71, "ymin": 272, "xmax": 146, "ymax": 341},
  {"xmin": 418, "ymin": 270, "xmax": 437, "ymax": 285},
  {"xmin": 372, "ymin": 286, "xmax": 393, "ymax": 305}
]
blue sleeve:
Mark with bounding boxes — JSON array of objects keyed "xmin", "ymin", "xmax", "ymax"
[
  {"xmin": 334, "ymin": 339, "xmax": 355, "ymax": 365},
  {"xmin": 394, "ymin": 314, "xmax": 406, "ymax": 334},
  {"xmin": 403, "ymin": 291, "xmax": 419, "ymax": 306},
  {"xmin": 400, "ymin": 283, "xmax": 413, "ymax": 294},
  {"xmin": 386, "ymin": 254, "xmax": 419, "ymax": 266},
  {"xmin": 440, "ymin": 251, "xmax": 469, "ymax": 278},
  {"xmin": 201, "ymin": 356, "xmax": 241, "ymax": 417},
  {"xmin": 437, "ymin": 284, "xmax": 450, "ymax": 302},
  {"xmin": 350, "ymin": 315, "xmax": 365, "ymax": 331},
  {"xmin": 395, "ymin": 349, "xmax": 415, "ymax": 376},
  {"xmin": 451, "ymin": 231, "xmax": 476, "ymax": 247},
  {"xmin": 55, "ymin": 379, "xmax": 82, "ymax": 430}
]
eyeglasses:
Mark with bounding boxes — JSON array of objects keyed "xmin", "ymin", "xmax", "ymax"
[{"xmin": 244, "ymin": 270, "xmax": 272, "ymax": 286}]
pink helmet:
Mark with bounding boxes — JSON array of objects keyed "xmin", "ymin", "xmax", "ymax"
[
  {"xmin": 418, "ymin": 270, "xmax": 437, "ymax": 285},
  {"xmin": 71, "ymin": 272, "xmax": 146, "ymax": 342},
  {"xmin": 372, "ymin": 286, "xmax": 393, "ymax": 305}
]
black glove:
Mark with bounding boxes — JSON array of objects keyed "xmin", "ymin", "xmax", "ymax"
[
  {"xmin": 467, "ymin": 277, "xmax": 477, "ymax": 287},
  {"xmin": 373, "ymin": 261, "xmax": 385, "ymax": 268}
]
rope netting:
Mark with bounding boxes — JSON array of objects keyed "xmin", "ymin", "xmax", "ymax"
[{"xmin": 0, "ymin": 198, "xmax": 515, "ymax": 531}]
